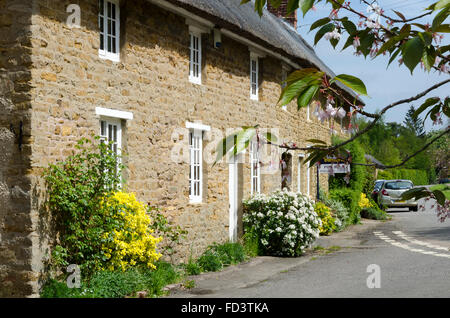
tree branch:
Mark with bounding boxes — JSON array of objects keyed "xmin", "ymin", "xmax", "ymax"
[
  {"xmin": 354, "ymin": 125, "xmax": 450, "ymax": 169},
  {"xmin": 328, "ymin": 78, "xmax": 450, "ymax": 152},
  {"xmin": 262, "ymin": 79, "xmax": 450, "ymax": 159},
  {"xmin": 360, "ymin": 0, "xmax": 432, "ymax": 23}
]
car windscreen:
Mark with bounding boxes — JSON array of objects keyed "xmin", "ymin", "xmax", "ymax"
[{"xmin": 384, "ymin": 181, "xmax": 413, "ymax": 190}]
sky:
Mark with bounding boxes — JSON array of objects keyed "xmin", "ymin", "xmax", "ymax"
[{"xmin": 294, "ymin": 0, "xmax": 449, "ymax": 132}]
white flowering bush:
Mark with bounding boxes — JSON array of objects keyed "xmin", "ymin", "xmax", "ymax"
[{"xmin": 242, "ymin": 189, "xmax": 322, "ymax": 257}]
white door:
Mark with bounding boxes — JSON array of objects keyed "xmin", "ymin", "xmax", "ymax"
[{"xmin": 229, "ymin": 156, "xmax": 238, "ymax": 243}]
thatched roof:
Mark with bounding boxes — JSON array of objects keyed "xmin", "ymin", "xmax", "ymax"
[{"xmin": 162, "ymin": 0, "xmax": 363, "ymax": 103}]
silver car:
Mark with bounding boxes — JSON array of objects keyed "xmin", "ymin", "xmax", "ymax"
[{"xmin": 377, "ymin": 180, "xmax": 418, "ymax": 211}]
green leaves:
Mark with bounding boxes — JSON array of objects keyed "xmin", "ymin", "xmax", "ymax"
[
  {"xmin": 299, "ymin": 0, "xmax": 315, "ymax": 17},
  {"xmin": 214, "ymin": 126, "xmax": 279, "ymax": 165},
  {"xmin": 332, "ymin": 74, "xmax": 368, "ymax": 96},
  {"xmin": 402, "ymin": 36, "xmax": 425, "ymax": 73},
  {"xmin": 427, "ymin": 0, "xmax": 450, "ymax": 11},
  {"xmin": 297, "ymin": 85, "xmax": 319, "ymax": 109},
  {"xmin": 433, "ymin": 190, "xmax": 447, "ymax": 206},
  {"xmin": 413, "ymin": 97, "xmax": 441, "ymax": 119},
  {"xmin": 401, "ymin": 187, "xmax": 429, "ymax": 201},
  {"xmin": 279, "ymin": 68, "xmax": 323, "ymax": 107},
  {"xmin": 310, "ymin": 17, "xmax": 331, "ymax": 32},
  {"xmin": 401, "ymin": 187, "xmax": 447, "ymax": 206},
  {"xmin": 314, "ymin": 23, "xmax": 335, "ymax": 45},
  {"xmin": 432, "ymin": 5, "xmax": 450, "ymax": 31}
]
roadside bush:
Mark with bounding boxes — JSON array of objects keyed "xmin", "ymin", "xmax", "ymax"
[
  {"xmin": 196, "ymin": 242, "xmax": 246, "ymax": 272},
  {"xmin": 185, "ymin": 241, "xmax": 248, "ymax": 274},
  {"xmin": 329, "ymin": 188, "xmax": 361, "ymax": 225},
  {"xmin": 242, "ymin": 229, "xmax": 260, "ymax": 257},
  {"xmin": 360, "ymin": 207, "xmax": 388, "ymax": 220},
  {"xmin": 314, "ymin": 202, "xmax": 337, "ymax": 235},
  {"xmin": 358, "ymin": 193, "xmax": 372, "ymax": 210},
  {"xmin": 243, "ymin": 190, "xmax": 321, "ymax": 257}
]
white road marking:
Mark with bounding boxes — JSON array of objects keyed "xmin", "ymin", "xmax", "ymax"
[
  {"xmin": 392, "ymin": 231, "xmax": 450, "ymax": 252},
  {"xmin": 373, "ymin": 232, "xmax": 450, "ymax": 259}
]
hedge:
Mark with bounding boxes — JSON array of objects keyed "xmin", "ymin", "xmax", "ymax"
[{"xmin": 377, "ymin": 169, "xmax": 428, "ymax": 186}]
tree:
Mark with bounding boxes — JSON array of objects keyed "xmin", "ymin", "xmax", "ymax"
[
  {"xmin": 404, "ymin": 105, "xmax": 425, "ymax": 137},
  {"xmin": 218, "ymin": 0, "xmax": 450, "ymax": 220}
]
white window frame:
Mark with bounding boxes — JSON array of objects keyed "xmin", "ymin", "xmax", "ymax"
[
  {"xmin": 297, "ymin": 154, "xmax": 305, "ymax": 193},
  {"xmin": 306, "ymin": 163, "xmax": 311, "ymax": 197},
  {"xmin": 186, "ymin": 122, "xmax": 210, "ymax": 204},
  {"xmin": 99, "ymin": 117, "xmax": 122, "ymax": 180},
  {"xmin": 250, "ymin": 52, "xmax": 259, "ymax": 101},
  {"xmin": 281, "ymin": 65, "xmax": 289, "ymax": 111},
  {"xmin": 96, "ymin": 107, "xmax": 133, "ymax": 177},
  {"xmin": 189, "ymin": 30, "xmax": 202, "ymax": 85},
  {"xmin": 250, "ymin": 140, "xmax": 261, "ymax": 195},
  {"xmin": 189, "ymin": 129, "xmax": 203, "ymax": 203},
  {"xmin": 99, "ymin": 0, "xmax": 120, "ymax": 62}
]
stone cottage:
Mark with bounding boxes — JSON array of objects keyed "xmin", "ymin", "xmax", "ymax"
[{"xmin": 0, "ymin": 0, "xmax": 360, "ymax": 297}]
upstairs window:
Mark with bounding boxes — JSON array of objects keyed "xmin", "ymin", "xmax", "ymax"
[
  {"xmin": 189, "ymin": 31, "xmax": 202, "ymax": 84},
  {"xmin": 99, "ymin": 0, "xmax": 120, "ymax": 62},
  {"xmin": 250, "ymin": 53, "xmax": 259, "ymax": 100}
]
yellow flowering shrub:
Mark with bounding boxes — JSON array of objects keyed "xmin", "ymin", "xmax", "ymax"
[
  {"xmin": 314, "ymin": 202, "xmax": 337, "ymax": 236},
  {"xmin": 101, "ymin": 192, "xmax": 162, "ymax": 271},
  {"xmin": 358, "ymin": 193, "xmax": 372, "ymax": 209}
]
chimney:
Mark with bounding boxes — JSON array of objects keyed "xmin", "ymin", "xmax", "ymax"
[{"xmin": 267, "ymin": 0, "xmax": 298, "ymax": 28}]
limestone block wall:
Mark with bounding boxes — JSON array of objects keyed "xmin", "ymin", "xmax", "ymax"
[
  {"xmin": 0, "ymin": 0, "xmax": 37, "ymax": 297},
  {"xmin": 1, "ymin": 0, "xmax": 349, "ymax": 296}
]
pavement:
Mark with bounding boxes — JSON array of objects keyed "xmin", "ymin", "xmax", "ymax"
[{"xmin": 166, "ymin": 218, "xmax": 388, "ymax": 298}]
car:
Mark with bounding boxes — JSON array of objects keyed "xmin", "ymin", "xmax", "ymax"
[
  {"xmin": 371, "ymin": 179, "xmax": 385, "ymax": 205},
  {"xmin": 377, "ymin": 179, "xmax": 418, "ymax": 212},
  {"xmin": 438, "ymin": 178, "xmax": 450, "ymax": 184}
]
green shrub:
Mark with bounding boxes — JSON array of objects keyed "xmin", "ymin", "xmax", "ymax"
[
  {"xmin": 243, "ymin": 190, "xmax": 321, "ymax": 257},
  {"xmin": 360, "ymin": 207, "xmax": 388, "ymax": 220},
  {"xmin": 197, "ymin": 250, "xmax": 223, "ymax": 272},
  {"xmin": 185, "ymin": 257, "xmax": 202, "ymax": 276},
  {"xmin": 329, "ymin": 188, "xmax": 361, "ymax": 225},
  {"xmin": 196, "ymin": 242, "xmax": 246, "ymax": 272},
  {"xmin": 323, "ymin": 198, "xmax": 350, "ymax": 231},
  {"xmin": 314, "ymin": 202, "xmax": 337, "ymax": 235},
  {"xmin": 43, "ymin": 138, "xmax": 122, "ymax": 275},
  {"xmin": 329, "ymin": 141, "xmax": 367, "ymax": 193},
  {"xmin": 242, "ymin": 229, "xmax": 260, "ymax": 257},
  {"xmin": 41, "ymin": 261, "xmax": 179, "ymax": 298}
]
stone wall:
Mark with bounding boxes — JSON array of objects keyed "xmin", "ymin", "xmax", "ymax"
[
  {"xmin": 0, "ymin": 0, "xmax": 37, "ymax": 297},
  {"xmin": 2, "ymin": 0, "xmax": 348, "ymax": 296}
]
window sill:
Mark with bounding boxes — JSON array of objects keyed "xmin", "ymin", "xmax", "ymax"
[
  {"xmin": 250, "ymin": 95, "xmax": 259, "ymax": 101},
  {"xmin": 99, "ymin": 51, "xmax": 121, "ymax": 63},
  {"xmin": 189, "ymin": 200, "xmax": 203, "ymax": 205},
  {"xmin": 189, "ymin": 77, "xmax": 202, "ymax": 86}
]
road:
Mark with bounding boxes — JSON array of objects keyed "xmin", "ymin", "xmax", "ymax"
[{"xmin": 174, "ymin": 199, "xmax": 450, "ymax": 298}]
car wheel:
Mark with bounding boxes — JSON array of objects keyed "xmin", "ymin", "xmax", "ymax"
[{"xmin": 411, "ymin": 206, "xmax": 418, "ymax": 212}]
